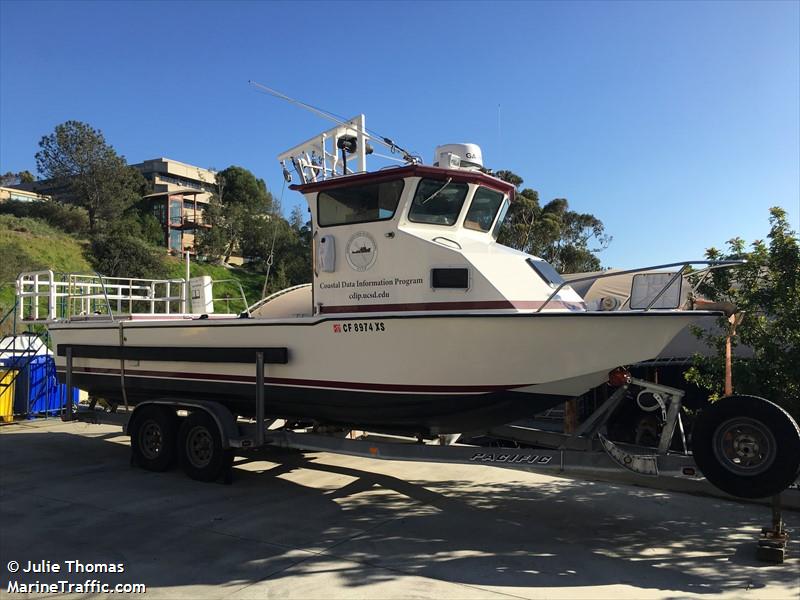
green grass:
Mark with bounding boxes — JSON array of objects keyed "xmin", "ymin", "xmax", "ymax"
[
  {"xmin": 164, "ymin": 258, "xmax": 267, "ymax": 314},
  {"xmin": 0, "ymin": 215, "xmax": 92, "ymax": 330},
  {"xmin": 0, "ymin": 215, "xmax": 91, "ymax": 277},
  {"xmin": 0, "ymin": 213, "xmax": 272, "ymax": 322}
]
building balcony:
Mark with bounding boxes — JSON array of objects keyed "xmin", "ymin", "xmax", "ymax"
[{"xmin": 169, "ymin": 210, "xmax": 211, "ymax": 230}]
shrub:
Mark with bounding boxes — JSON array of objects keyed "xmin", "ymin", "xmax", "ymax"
[
  {"xmin": 685, "ymin": 207, "xmax": 800, "ymax": 420},
  {"xmin": 88, "ymin": 234, "xmax": 168, "ymax": 279},
  {"xmin": 0, "ymin": 200, "xmax": 89, "ymax": 235}
]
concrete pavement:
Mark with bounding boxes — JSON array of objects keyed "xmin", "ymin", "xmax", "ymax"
[{"xmin": 1, "ymin": 419, "xmax": 798, "ymax": 599}]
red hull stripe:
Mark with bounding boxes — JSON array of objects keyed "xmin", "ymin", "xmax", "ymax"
[
  {"xmin": 320, "ymin": 300, "xmax": 584, "ymax": 314},
  {"xmin": 59, "ymin": 366, "xmax": 529, "ymax": 393}
]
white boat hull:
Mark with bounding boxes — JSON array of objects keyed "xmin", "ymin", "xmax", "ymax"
[{"xmin": 51, "ymin": 311, "xmax": 711, "ymax": 433}]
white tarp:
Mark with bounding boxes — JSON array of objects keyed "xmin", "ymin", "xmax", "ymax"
[
  {"xmin": 561, "ymin": 271, "xmax": 747, "ymax": 361},
  {"xmin": 563, "ymin": 270, "xmax": 692, "ymax": 311},
  {"xmin": 0, "ymin": 333, "xmax": 51, "ymax": 360}
]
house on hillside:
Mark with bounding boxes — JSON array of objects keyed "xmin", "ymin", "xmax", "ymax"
[
  {"xmin": 6, "ymin": 157, "xmax": 240, "ymax": 260},
  {"xmin": 0, "ymin": 187, "xmax": 51, "ymax": 203},
  {"xmin": 141, "ymin": 188, "xmax": 211, "ymax": 256},
  {"xmin": 132, "ymin": 158, "xmax": 217, "ymax": 257}
]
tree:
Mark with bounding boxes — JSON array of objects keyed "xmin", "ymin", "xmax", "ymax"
[
  {"xmin": 35, "ymin": 121, "xmax": 146, "ymax": 232},
  {"xmin": 239, "ymin": 209, "xmax": 312, "ymax": 294},
  {"xmin": 138, "ymin": 213, "xmax": 165, "ymax": 247},
  {"xmin": 289, "ymin": 205, "xmax": 306, "ymax": 230},
  {"xmin": 685, "ymin": 207, "xmax": 800, "ymax": 420},
  {"xmin": 217, "ymin": 165, "xmax": 273, "ymax": 210},
  {"xmin": 124, "ymin": 197, "xmax": 166, "ymax": 247},
  {"xmin": 196, "ymin": 165, "xmax": 275, "ymax": 264},
  {"xmin": 1, "ymin": 170, "xmax": 34, "ymax": 186},
  {"xmin": 494, "ymin": 170, "xmax": 611, "ymax": 273},
  {"xmin": 195, "ymin": 193, "xmax": 230, "ymax": 262},
  {"xmin": 494, "ymin": 169, "xmax": 523, "ymax": 189}
]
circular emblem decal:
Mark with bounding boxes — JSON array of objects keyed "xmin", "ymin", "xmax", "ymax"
[{"xmin": 346, "ymin": 231, "xmax": 377, "ymax": 271}]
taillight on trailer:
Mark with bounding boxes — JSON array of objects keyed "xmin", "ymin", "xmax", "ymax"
[{"xmin": 608, "ymin": 367, "xmax": 632, "ymax": 387}]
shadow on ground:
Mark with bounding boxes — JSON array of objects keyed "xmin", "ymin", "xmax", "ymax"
[{"xmin": 0, "ymin": 424, "xmax": 797, "ymax": 598}]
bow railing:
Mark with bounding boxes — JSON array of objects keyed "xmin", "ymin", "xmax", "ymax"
[{"xmin": 537, "ymin": 260, "xmax": 745, "ymax": 313}]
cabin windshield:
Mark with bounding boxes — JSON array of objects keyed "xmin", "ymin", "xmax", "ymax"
[
  {"xmin": 492, "ymin": 199, "xmax": 510, "ymax": 239},
  {"xmin": 464, "ymin": 186, "xmax": 505, "ymax": 232},
  {"xmin": 408, "ymin": 178, "xmax": 469, "ymax": 226},
  {"xmin": 318, "ymin": 179, "xmax": 404, "ymax": 227}
]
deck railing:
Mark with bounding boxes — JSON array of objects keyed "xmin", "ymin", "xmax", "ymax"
[{"xmin": 17, "ymin": 271, "xmax": 191, "ymax": 322}]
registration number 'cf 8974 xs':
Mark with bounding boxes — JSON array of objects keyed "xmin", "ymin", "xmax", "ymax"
[{"xmin": 332, "ymin": 322, "xmax": 386, "ymax": 334}]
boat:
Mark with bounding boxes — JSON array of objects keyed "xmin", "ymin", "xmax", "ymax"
[
  {"xmin": 15, "ymin": 110, "xmax": 800, "ymax": 504},
  {"xmin": 17, "ymin": 115, "xmax": 727, "ymax": 436}
]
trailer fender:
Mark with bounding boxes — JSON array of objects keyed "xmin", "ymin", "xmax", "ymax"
[{"xmin": 128, "ymin": 399, "xmax": 239, "ymax": 449}]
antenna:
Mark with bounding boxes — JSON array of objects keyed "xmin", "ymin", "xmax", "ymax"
[
  {"xmin": 497, "ymin": 103, "xmax": 502, "ymax": 167},
  {"xmin": 249, "ymin": 81, "xmax": 418, "ymax": 165}
]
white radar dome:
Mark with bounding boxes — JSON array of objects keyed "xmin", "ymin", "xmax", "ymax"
[{"xmin": 433, "ymin": 143, "xmax": 483, "ymax": 171}]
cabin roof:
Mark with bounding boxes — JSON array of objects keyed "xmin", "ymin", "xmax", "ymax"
[{"xmin": 289, "ymin": 164, "xmax": 516, "ymax": 201}]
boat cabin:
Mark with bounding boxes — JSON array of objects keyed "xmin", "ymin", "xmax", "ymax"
[{"xmin": 275, "ymin": 116, "xmax": 585, "ymax": 317}]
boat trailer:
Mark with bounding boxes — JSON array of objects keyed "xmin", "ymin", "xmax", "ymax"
[{"xmin": 59, "ymin": 345, "xmax": 795, "ymax": 563}]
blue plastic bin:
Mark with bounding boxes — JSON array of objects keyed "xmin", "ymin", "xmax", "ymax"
[{"xmin": 0, "ymin": 355, "xmax": 77, "ymax": 418}]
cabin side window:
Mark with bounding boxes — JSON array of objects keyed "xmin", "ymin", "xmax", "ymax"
[
  {"xmin": 526, "ymin": 258, "xmax": 565, "ymax": 288},
  {"xmin": 408, "ymin": 179, "xmax": 469, "ymax": 226},
  {"xmin": 464, "ymin": 186, "xmax": 505, "ymax": 232},
  {"xmin": 317, "ymin": 179, "xmax": 404, "ymax": 227}
]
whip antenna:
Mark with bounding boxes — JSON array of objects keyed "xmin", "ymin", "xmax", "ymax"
[
  {"xmin": 248, "ymin": 80, "xmax": 419, "ymax": 165},
  {"xmin": 249, "ymin": 81, "xmax": 348, "ymax": 128}
]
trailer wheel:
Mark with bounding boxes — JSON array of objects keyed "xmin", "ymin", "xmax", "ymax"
[
  {"xmin": 129, "ymin": 405, "xmax": 178, "ymax": 472},
  {"xmin": 177, "ymin": 411, "xmax": 232, "ymax": 482},
  {"xmin": 693, "ymin": 395, "xmax": 800, "ymax": 499}
]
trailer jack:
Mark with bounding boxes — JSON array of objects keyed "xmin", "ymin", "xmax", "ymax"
[{"xmin": 757, "ymin": 494, "xmax": 789, "ymax": 563}]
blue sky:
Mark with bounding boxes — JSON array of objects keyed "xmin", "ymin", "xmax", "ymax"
[{"xmin": 1, "ymin": 0, "xmax": 798, "ymax": 269}]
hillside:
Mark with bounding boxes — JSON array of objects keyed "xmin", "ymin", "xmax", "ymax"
[
  {"xmin": 0, "ymin": 215, "xmax": 92, "ymax": 324},
  {"xmin": 0, "ymin": 214, "xmax": 272, "ymax": 325},
  {"xmin": 0, "ymin": 215, "xmax": 92, "ymax": 277}
]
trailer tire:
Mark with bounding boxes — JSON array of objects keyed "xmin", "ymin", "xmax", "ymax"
[
  {"xmin": 177, "ymin": 411, "xmax": 232, "ymax": 482},
  {"xmin": 693, "ymin": 395, "xmax": 800, "ymax": 499},
  {"xmin": 129, "ymin": 405, "xmax": 178, "ymax": 472}
]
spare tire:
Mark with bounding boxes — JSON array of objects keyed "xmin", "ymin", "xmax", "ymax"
[{"xmin": 692, "ymin": 395, "xmax": 800, "ymax": 499}]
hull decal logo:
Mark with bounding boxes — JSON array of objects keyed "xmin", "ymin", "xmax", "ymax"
[{"xmin": 346, "ymin": 231, "xmax": 378, "ymax": 272}]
